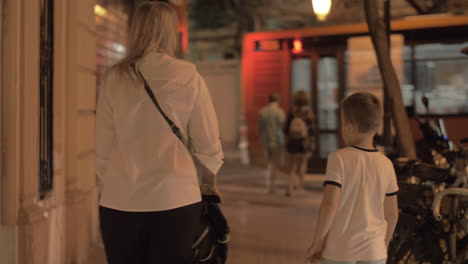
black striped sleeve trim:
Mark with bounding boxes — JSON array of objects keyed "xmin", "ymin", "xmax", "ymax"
[
  {"xmin": 323, "ymin": 181, "xmax": 342, "ymax": 188},
  {"xmin": 386, "ymin": 191, "xmax": 398, "ymax": 196}
]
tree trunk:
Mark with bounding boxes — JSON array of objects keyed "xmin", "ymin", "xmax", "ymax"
[{"xmin": 363, "ymin": 0, "xmax": 417, "ymax": 159}]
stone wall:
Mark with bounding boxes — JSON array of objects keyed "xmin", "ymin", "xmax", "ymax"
[
  {"xmin": 63, "ymin": 0, "xmax": 100, "ymax": 262},
  {"xmin": 1, "ymin": 0, "xmax": 100, "ymax": 263},
  {"xmin": 0, "ymin": 0, "xmax": 16, "ymax": 262}
]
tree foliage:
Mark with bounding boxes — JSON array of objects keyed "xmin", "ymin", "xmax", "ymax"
[
  {"xmin": 189, "ymin": 0, "xmax": 264, "ymax": 31},
  {"xmin": 189, "ymin": 0, "xmax": 232, "ymax": 29}
]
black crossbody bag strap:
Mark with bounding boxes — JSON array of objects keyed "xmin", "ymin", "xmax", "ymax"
[{"xmin": 139, "ymin": 73, "xmax": 185, "ymax": 145}]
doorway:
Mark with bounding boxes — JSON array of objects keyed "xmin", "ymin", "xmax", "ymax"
[{"xmin": 291, "ymin": 47, "xmax": 345, "ymax": 171}]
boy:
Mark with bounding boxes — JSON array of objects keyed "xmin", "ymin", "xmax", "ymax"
[{"xmin": 305, "ymin": 92, "xmax": 399, "ymax": 264}]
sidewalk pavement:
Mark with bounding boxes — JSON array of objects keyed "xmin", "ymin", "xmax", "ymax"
[{"xmin": 217, "ymin": 161, "xmax": 325, "ymax": 264}]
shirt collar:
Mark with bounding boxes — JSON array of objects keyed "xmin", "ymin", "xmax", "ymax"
[{"xmin": 351, "ymin": 146, "xmax": 378, "ymax": 152}]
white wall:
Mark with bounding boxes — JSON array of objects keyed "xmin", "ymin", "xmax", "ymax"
[{"xmin": 196, "ymin": 60, "xmax": 241, "ymax": 148}]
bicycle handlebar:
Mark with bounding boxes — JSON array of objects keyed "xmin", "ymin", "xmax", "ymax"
[{"xmin": 432, "ymin": 188, "xmax": 468, "ymax": 221}]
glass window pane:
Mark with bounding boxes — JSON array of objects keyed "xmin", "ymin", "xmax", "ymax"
[
  {"xmin": 412, "ymin": 42, "xmax": 468, "ymax": 115},
  {"xmin": 415, "ymin": 43, "xmax": 468, "ymax": 60},
  {"xmin": 317, "ymin": 57, "xmax": 339, "ymax": 130},
  {"xmin": 319, "ymin": 133, "xmax": 339, "ymax": 159},
  {"xmin": 291, "ymin": 58, "xmax": 312, "ymax": 97}
]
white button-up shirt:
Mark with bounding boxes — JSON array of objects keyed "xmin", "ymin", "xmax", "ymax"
[{"xmin": 96, "ymin": 52, "xmax": 224, "ymax": 212}]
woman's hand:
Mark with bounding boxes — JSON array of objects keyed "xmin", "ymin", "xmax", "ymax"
[
  {"xmin": 199, "ymin": 162, "xmax": 222, "ymax": 202},
  {"xmin": 305, "ymin": 240, "xmax": 324, "ymax": 264}
]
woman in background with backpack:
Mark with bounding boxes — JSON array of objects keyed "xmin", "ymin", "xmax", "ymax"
[{"xmin": 284, "ymin": 91, "xmax": 316, "ymax": 197}]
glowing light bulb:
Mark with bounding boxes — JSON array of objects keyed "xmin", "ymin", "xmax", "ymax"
[
  {"xmin": 292, "ymin": 39, "xmax": 303, "ymax": 54},
  {"xmin": 94, "ymin": 5, "xmax": 107, "ymax": 17},
  {"xmin": 312, "ymin": 0, "xmax": 332, "ymax": 21}
]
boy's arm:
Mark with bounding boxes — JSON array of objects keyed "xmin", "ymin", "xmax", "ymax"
[
  {"xmin": 384, "ymin": 195, "xmax": 399, "ymax": 247},
  {"xmin": 306, "ymin": 153, "xmax": 342, "ymax": 263},
  {"xmin": 312, "ymin": 185, "xmax": 341, "ymax": 245},
  {"xmin": 306, "ymin": 184, "xmax": 341, "ymax": 263}
]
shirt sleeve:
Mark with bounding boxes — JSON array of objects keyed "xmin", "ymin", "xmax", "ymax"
[
  {"xmin": 188, "ymin": 72, "xmax": 224, "ymax": 175},
  {"xmin": 324, "ymin": 152, "xmax": 343, "ymax": 188},
  {"xmin": 386, "ymin": 165, "xmax": 399, "ymax": 196},
  {"xmin": 95, "ymin": 73, "xmax": 115, "ymax": 181}
]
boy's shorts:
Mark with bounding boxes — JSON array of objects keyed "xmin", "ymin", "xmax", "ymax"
[{"xmin": 321, "ymin": 258, "xmax": 386, "ymax": 264}]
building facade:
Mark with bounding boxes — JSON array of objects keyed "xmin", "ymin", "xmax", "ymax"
[
  {"xmin": 1, "ymin": 0, "xmax": 100, "ymax": 263},
  {"xmin": 0, "ymin": 0, "xmax": 191, "ymax": 262}
]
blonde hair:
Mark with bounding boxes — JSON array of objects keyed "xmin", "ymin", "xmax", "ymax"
[
  {"xmin": 112, "ymin": 1, "xmax": 179, "ymax": 79},
  {"xmin": 342, "ymin": 92, "xmax": 382, "ymax": 133}
]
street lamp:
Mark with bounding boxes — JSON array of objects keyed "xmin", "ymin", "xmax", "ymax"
[{"xmin": 312, "ymin": 0, "xmax": 332, "ymax": 21}]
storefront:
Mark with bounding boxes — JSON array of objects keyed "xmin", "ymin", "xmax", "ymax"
[{"xmin": 242, "ymin": 15, "xmax": 468, "ymax": 171}]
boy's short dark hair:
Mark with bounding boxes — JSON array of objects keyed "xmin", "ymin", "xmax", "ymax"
[{"xmin": 342, "ymin": 92, "xmax": 382, "ymax": 133}]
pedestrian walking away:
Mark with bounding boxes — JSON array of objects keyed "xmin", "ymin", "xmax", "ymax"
[
  {"xmin": 95, "ymin": 2, "xmax": 224, "ymax": 263},
  {"xmin": 258, "ymin": 93, "xmax": 286, "ymax": 194},
  {"xmin": 284, "ymin": 91, "xmax": 316, "ymax": 197}
]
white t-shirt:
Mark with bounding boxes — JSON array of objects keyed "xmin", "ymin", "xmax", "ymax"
[
  {"xmin": 95, "ymin": 52, "xmax": 224, "ymax": 212},
  {"xmin": 322, "ymin": 146, "xmax": 399, "ymax": 262}
]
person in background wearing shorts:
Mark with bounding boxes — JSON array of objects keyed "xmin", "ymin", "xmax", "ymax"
[
  {"xmin": 284, "ymin": 91, "xmax": 316, "ymax": 197},
  {"xmin": 258, "ymin": 93, "xmax": 286, "ymax": 194},
  {"xmin": 305, "ymin": 92, "xmax": 399, "ymax": 264}
]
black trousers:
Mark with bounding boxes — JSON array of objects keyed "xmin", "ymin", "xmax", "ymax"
[{"xmin": 99, "ymin": 202, "xmax": 202, "ymax": 264}]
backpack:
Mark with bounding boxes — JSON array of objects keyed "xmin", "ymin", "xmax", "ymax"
[{"xmin": 289, "ymin": 116, "xmax": 308, "ymax": 139}]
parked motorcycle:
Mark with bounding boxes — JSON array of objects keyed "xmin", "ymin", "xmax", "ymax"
[
  {"xmin": 387, "ymin": 96, "xmax": 468, "ymax": 264},
  {"xmin": 414, "ymin": 96, "xmax": 456, "ymax": 168},
  {"xmin": 388, "ymin": 137, "xmax": 468, "ymax": 264}
]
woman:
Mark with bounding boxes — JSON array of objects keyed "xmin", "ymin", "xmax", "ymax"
[
  {"xmin": 284, "ymin": 91, "xmax": 316, "ymax": 197},
  {"xmin": 95, "ymin": 2, "xmax": 223, "ymax": 263}
]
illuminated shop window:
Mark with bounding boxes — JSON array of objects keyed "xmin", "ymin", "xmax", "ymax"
[{"xmin": 405, "ymin": 42, "xmax": 468, "ymax": 115}]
